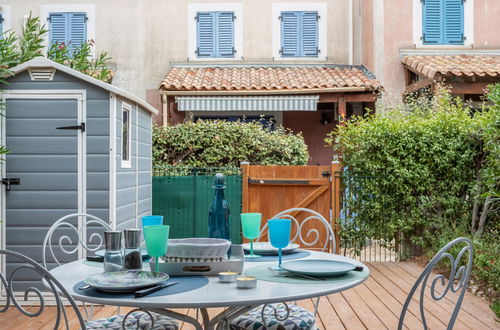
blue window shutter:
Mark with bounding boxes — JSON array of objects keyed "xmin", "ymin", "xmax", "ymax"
[
  {"xmin": 197, "ymin": 12, "xmax": 216, "ymax": 57},
  {"xmin": 444, "ymin": 0, "xmax": 464, "ymax": 44},
  {"xmin": 49, "ymin": 13, "xmax": 69, "ymax": 46},
  {"xmin": 216, "ymin": 12, "xmax": 235, "ymax": 57},
  {"xmin": 68, "ymin": 13, "xmax": 87, "ymax": 50},
  {"xmin": 301, "ymin": 12, "xmax": 319, "ymax": 56},
  {"xmin": 281, "ymin": 11, "xmax": 300, "ymax": 57},
  {"xmin": 422, "ymin": 0, "xmax": 443, "ymax": 44}
]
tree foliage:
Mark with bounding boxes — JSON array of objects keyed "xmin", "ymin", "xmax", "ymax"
[
  {"xmin": 326, "ymin": 86, "xmax": 499, "ymax": 302},
  {"xmin": 153, "ymin": 120, "xmax": 309, "ymax": 167}
]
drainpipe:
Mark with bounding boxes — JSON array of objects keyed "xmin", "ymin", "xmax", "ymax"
[
  {"xmin": 348, "ymin": 0, "xmax": 354, "ymax": 66},
  {"xmin": 161, "ymin": 93, "xmax": 168, "ymax": 126}
]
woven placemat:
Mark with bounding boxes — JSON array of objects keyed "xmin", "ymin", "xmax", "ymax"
[
  {"xmin": 73, "ymin": 276, "xmax": 208, "ymax": 299},
  {"xmin": 244, "ymin": 250, "xmax": 311, "ymax": 262},
  {"xmin": 244, "ymin": 264, "xmax": 368, "ymax": 284}
]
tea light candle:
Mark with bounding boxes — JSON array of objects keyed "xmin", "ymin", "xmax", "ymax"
[
  {"xmin": 236, "ymin": 275, "xmax": 257, "ymax": 289},
  {"xmin": 219, "ymin": 271, "xmax": 238, "ymax": 283}
]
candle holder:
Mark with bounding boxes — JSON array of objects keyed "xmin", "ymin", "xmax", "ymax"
[
  {"xmin": 218, "ymin": 271, "xmax": 238, "ymax": 283},
  {"xmin": 236, "ymin": 276, "xmax": 257, "ymax": 289}
]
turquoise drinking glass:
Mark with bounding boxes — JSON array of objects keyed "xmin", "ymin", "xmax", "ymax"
[
  {"xmin": 143, "ymin": 225, "xmax": 169, "ymax": 272},
  {"xmin": 141, "ymin": 215, "xmax": 164, "ymax": 227},
  {"xmin": 268, "ymin": 218, "xmax": 291, "ymax": 269},
  {"xmin": 241, "ymin": 213, "xmax": 262, "ymax": 258}
]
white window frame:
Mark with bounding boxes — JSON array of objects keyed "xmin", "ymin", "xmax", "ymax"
[
  {"xmin": 188, "ymin": 3, "xmax": 243, "ymax": 61},
  {"xmin": 121, "ymin": 102, "xmax": 132, "ymax": 169},
  {"xmin": 0, "ymin": 4, "xmax": 11, "ymax": 34},
  {"xmin": 41, "ymin": 4, "xmax": 95, "ymax": 55},
  {"xmin": 272, "ymin": 3, "xmax": 327, "ymax": 61},
  {"xmin": 412, "ymin": 0, "xmax": 474, "ymax": 48}
]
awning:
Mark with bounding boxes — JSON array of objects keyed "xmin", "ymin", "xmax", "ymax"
[{"xmin": 175, "ymin": 95, "xmax": 319, "ymax": 112}]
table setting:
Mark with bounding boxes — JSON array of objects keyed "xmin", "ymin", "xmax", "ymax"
[{"xmin": 49, "ymin": 208, "xmax": 369, "ymax": 330}]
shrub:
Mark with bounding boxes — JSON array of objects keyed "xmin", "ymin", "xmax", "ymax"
[
  {"xmin": 326, "ymin": 86, "xmax": 499, "ymax": 303},
  {"xmin": 153, "ymin": 120, "xmax": 309, "ymax": 167}
]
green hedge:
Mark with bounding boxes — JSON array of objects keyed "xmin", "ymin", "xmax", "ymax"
[
  {"xmin": 327, "ymin": 86, "xmax": 499, "ymax": 304},
  {"xmin": 153, "ymin": 120, "xmax": 309, "ymax": 167}
]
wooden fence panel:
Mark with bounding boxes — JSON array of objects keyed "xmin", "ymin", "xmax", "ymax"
[{"xmin": 241, "ymin": 163, "xmax": 341, "ymax": 251}]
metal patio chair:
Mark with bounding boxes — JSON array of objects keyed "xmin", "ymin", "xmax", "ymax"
[
  {"xmin": 0, "ymin": 248, "xmax": 178, "ymax": 330},
  {"xmin": 230, "ymin": 208, "xmax": 336, "ymax": 330},
  {"xmin": 41, "ymin": 213, "xmax": 179, "ymax": 329},
  {"xmin": 398, "ymin": 237, "xmax": 474, "ymax": 330}
]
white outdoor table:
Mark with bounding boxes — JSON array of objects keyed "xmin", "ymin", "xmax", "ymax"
[{"xmin": 49, "ymin": 251, "xmax": 369, "ymax": 329}]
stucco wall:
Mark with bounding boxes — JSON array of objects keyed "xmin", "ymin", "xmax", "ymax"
[
  {"xmin": 474, "ymin": 0, "xmax": 500, "ymax": 47},
  {"xmin": 1, "ymin": 0, "xmax": 351, "ymax": 101}
]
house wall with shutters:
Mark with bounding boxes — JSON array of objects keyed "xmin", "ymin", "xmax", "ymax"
[{"xmin": 360, "ymin": 0, "xmax": 500, "ymax": 100}]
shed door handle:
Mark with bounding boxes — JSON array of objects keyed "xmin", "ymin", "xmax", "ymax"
[
  {"xmin": 56, "ymin": 122, "xmax": 85, "ymax": 132},
  {"xmin": 2, "ymin": 178, "xmax": 20, "ymax": 191}
]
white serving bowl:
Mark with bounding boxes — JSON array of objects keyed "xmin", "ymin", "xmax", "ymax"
[{"xmin": 165, "ymin": 238, "xmax": 231, "ymax": 262}]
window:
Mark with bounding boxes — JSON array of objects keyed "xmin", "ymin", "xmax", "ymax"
[
  {"xmin": 196, "ymin": 11, "xmax": 235, "ymax": 58},
  {"xmin": 49, "ymin": 12, "xmax": 87, "ymax": 51},
  {"xmin": 121, "ymin": 105, "xmax": 131, "ymax": 168},
  {"xmin": 280, "ymin": 11, "xmax": 319, "ymax": 57},
  {"xmin": 422, "ymin": 0, "xmax": 464, "ymax": 45}
]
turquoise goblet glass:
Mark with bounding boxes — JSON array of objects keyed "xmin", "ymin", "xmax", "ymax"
[
  {"xmin": 143, "ymin": 225, "xmax": 169, "ymax": 272},
  {"xmin": 241, "ymin": 213, "xmax": 262, "ymax": 258},
  {"xmin": 268, "ymin": 218, "xmax": 291, "ymax": 269},
  {"xmin": 141, "ymin": 215, "xmax": 163, "ymax": 227}
]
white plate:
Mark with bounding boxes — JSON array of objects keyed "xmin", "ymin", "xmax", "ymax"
[
  {"xmin": 84, "ymin": 270, "xmax": 169, "ymax": 292},
  {"xmin": 281, "ymin": 259, "xmax": 356, "ymax": 276},
  {"xmin": 242, "ymin": 242, "xmax": 300, "ymax": 255}
]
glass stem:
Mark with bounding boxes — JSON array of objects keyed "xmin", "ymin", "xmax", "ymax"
[
  {"xmin": 278, "ymin": 248, "xmax": 282, "ymax": 268},
  {"xmin": 250, "ymin": 239, "xmax": 254, "ymax": 256},
  {"xmin": 156, "ymin": 257, "xmax": 160, "ymax": 272}
]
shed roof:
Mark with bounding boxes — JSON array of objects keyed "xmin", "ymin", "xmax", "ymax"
[
  {"xmin": 402, "ymin": 54, "xmax": 500, "ymax": 80},
  {"xmin": 160, "ymin": 65, "xmax": 380, "ymax": 94},
  {"xmin": 6, "ymin": 57, "xmax": 158, "ymax": 115}
]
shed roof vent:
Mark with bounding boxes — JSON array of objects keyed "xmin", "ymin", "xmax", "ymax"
[{"xmin": 28, "ymin": 68, "xmax": 56, "ymax": 81}]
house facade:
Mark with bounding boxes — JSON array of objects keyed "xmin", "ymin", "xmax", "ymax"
[{"xmin": 2, "ymin": 0, "xmax": 499, "ymax": 164}]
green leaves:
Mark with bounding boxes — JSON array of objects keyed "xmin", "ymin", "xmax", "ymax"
[{"xmin": 153, "ymin": 120, "xmax": 309, "ymax": 167}]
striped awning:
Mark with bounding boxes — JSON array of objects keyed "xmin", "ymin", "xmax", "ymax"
[{"xmin": 175, "ymin": 95, "xmax": 319, "ymax": 111}]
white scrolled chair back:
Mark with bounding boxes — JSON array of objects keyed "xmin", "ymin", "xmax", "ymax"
[
  {"xmin": 257, "ymin": 208, "xmax": 336, "ymax": 253},
  {"xmin": 42, "ymin": 213, "xmax": 112, "ymax": 269},
  {"xmin": 398, "ymin": 237, "xmax": 474, "ymax": 330},
  {"xmin": 0, "ymin": 249, "xmax": 87, "ymax": 329}
]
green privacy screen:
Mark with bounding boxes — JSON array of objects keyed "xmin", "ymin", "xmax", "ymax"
[{"xmin": 152, "ymin": 167, "xmax": 242, "ymax": 243}]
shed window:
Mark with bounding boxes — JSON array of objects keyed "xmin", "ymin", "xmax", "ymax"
[
  {"xmin": 49, "ymin": 12, "xmax": 87, "ymax": 52},
  {"xmin": 196, "ymin": 11, "xmax": 235, "ymax": 58},
  {"xmin": 121, "ymin": 105, "xmax": 131, "ymax": 168},
  {"xmin": 422, "ymin": 0, "xmax": 464, "ymax": 45},
  {"xmin": 280, "ymin": 11, "xmax": 319, "ymax": 57},
  {"xmin": 0, "ymin": 13, "xmax": 3, "ymax": 39}
]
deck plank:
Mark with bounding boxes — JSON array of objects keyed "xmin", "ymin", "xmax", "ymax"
[{"xmin": 2, "ymin": 261, "xmax": 496, "ymax": 330}]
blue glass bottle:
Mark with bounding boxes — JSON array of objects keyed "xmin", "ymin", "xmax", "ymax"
[{"xmin": 208, "ymin": 173, "xmax": 231, "ymax": 241}]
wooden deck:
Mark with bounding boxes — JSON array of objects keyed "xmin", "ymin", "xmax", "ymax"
[{"xmin": 2, "ymin": 262, "xmax": 497, "ymax": 329}]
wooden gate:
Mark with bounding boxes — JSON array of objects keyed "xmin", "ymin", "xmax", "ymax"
[{"xmin": 241, "ymin": 163, "xmax": 341, "ymax": 252}]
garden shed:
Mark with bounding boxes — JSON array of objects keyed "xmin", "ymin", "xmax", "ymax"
[{"xmin": 0, "ymin": 57, "xmax": 157, "ymax": 289}]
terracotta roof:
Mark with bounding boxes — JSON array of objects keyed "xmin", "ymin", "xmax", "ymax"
[
  {"xmin": 160, "ymin": 66, "xmax": 380, "ymax": 92},
  {"xmin": 402, "ymin": 54, "xmax": 500, "ymax": 79}
]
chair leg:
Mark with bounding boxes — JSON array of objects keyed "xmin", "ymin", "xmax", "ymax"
[{"xmin": 313, "ymin": 297, "xmax": 320, "ymax": 317}]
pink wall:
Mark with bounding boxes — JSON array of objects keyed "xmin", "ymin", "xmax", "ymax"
[
  {"xmin": 282, "ymin": 112, "xmax": 335, "ymax": 165},
  {"xmin": 383, "ymin": 0, "xmax": 413, "ymax": 99},
  {"xmin": 474, "ymin": 0, "xmax": 500, "ymax": 47},
  {"xmin": 362, "ymin": 0, "xmax": 374, "ymax": 72}
]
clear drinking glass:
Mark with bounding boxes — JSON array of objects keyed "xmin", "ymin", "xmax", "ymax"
[
  {"xmin": 143, "ymin": 225, "xmax": 169, "ymax": 273},
  {"xmin": 268, "ymin": 218, "xmax": 291, "ymax": 270},
  {"xmin": 241, "ymin": 213, "xmax": 262, "ymax": 258}
]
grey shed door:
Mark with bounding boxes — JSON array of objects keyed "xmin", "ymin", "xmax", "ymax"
[{"xmin": 3, "ymin": 95, "xmax": 83, "ymax": 291}]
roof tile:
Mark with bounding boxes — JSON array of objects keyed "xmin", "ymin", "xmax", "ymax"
[
  {"xmin": 160, "ymin": 66, "xmax": 380, "ymax": 91},
  {"xmin": 402, "ymin": 54, "xmax": 500, "ymax": 79}
]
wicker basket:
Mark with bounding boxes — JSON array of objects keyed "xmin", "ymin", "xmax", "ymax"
[{"xmin": 165, "ymin": 238, "xmax": 231, "ymax": 262}]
